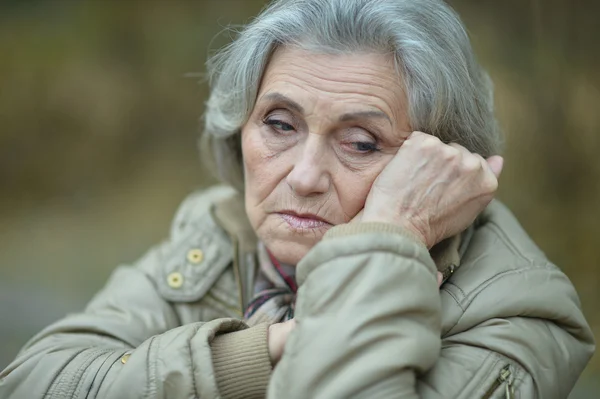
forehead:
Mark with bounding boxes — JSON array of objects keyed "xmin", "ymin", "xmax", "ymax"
[{"xmin": 257, "ymin": 46, "xmax": 408, "ymax": 122}]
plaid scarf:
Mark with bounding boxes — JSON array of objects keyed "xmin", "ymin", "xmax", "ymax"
[{"xmin": 244, "ymin": 242, "xmax": 297, "ymax": 326}]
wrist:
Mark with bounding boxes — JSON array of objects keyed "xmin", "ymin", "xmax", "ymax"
[
  {"xmin": 361, "ymin": 213, "xmax": 428, "ymax": 247},
  {"xmin": 327, "ymin": 221, "xmax": 429, "ymax": 249},
  {"xmin": 211, "ymin": 324, "xmax": 272, "ymax": 398},
  {"xmin": 267, "ymin": 324, "xmax": 278, "ymax": 365}
]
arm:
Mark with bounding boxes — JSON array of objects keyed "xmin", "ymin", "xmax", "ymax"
[
  {"xmin": 269, "ymin": 132, "xmax": 592, "ymax": 398},
  {"xmin": 268, "ymin": 226, "xmax": 594, "ymax": 399},
  {"xmin": 419, "ymin": 260, "xmax": 594, "ymax": 399},
  {"xmin": 268, "ymin": 224, "xmax": 440, "ymax": 399},
  {"xmin": 0, "ymin": 189, "xmax": 273, "ymax": 399},
  {"xmin": 0, "ymin": 265, "xmax": 270, "ymax": 399}
]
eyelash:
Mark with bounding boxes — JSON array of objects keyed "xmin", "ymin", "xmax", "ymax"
[
  {"xmin": 262, "ymin": 116, "xmax": 381, "ymax": 154},
  {"xmin": 350, "ymin": 142, "xmax": 380, "ymax": 153},
  {"xmin": 263, "ymin": 118, "xmax": 295, "ymax": 133}
]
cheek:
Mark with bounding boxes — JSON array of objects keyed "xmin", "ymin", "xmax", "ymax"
[
  {"xmin": 334, "ymin": 158, "xmax": 391, "ymax": 221},
  {"xmin": 241, "ymin": 125, "xmax": 287, "ymax": 205}
]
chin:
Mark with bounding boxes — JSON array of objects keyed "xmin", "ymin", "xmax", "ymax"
[
  {"xmin": 256, "ymin": 215, "xmax": 332, "ymax": 265},
  {"xmin": 266, "ymin": 237, "xmax": 316, "ymax": 265}
]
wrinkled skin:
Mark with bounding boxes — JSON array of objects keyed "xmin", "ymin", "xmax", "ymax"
[
  {"xmin": 240, "ymin": 46, "xmax": 503, "ymax": 363},
  {"xmin": 242, "ymin": 47, "xmax": 411, "ymax": 266}
]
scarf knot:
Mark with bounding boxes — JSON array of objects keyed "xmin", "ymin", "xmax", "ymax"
[{"xmin": 244, "ymin": 243, "xmax": 297, "ymax": 326}]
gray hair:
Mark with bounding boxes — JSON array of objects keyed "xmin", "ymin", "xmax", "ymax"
[{"xmin": 201, "ymin": 0, "xmax": 502, "ymax": 190}]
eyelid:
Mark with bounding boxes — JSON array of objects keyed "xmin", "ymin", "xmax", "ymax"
[
  {"xmin": 263, "ymin": 108, "xmax": 300, "ymax": 126},
  {"xmin": 340, "ymin": 140, "xmax": 381, "ymax": 154},
  {"xmin": 341, "ymin": 126, "xmax": 378, "ymax": 143},
  {"xmin": 264, "ymin": 106, "xmax": 296, "ymax": 119}
]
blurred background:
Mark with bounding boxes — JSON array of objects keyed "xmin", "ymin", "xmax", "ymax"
[{"xmin": 0, "ymin": 0, "xmax": 598, "ymax": 396}]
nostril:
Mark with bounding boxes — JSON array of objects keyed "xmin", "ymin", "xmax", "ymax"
[{"xmin": 287, "ymin": 166, "xmax": 326, "ymax": 195}]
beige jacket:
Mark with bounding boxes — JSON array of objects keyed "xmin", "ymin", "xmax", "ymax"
[{"xmin": 0, "ymin": 185, "xmax": 594, "ymax": 399}]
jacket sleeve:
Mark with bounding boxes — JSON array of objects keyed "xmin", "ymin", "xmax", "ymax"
[
  {"xmin": 416, "ymin": 253, "xmax": 595, "ymax": 399},
  {"xmin": 268, "ymin": 222, "xmax": 442, "ymax": 398},
  {"xmin": 267, "ymin": 223, "xmax": 595, "ymax": 399},
  {"xmin": 0, "ymin": 188, "xmax": 273, "ymax": 399}
]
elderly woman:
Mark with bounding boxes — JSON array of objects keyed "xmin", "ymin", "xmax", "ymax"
[{"xmin": 0, "ymin": 0, "xmax": 594, "ymax": 398}]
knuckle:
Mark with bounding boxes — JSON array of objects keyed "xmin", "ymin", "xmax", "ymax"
[
  {"xmin": 483, "ymin": 175, "xmax": 499, "ymax": 193},
  {"xmin": 421, "ymin": 135, "xmax": 441, "ymax": 148},
  {"xmin": 407, "ymin": 132, "xmax": 424, "ymax": 144},
  {"xmin": 474, "ymin": 153, "xmax": 487, "ymax": 164},
  {"xmin": 449, "ymin": 142, "xmax": 467, "ymax": 151},
  {"xmin": 442, "ymin": 146, "xmax": 460, "ymax": 162},
  {"xmin": 461, "ymin": 155, "xmax": 481, "ymax": 172}
]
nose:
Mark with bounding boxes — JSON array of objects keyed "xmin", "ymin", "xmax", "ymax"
[{"xmin": 286, "ymin": 135, "xmax": 331, "ymax": 197}]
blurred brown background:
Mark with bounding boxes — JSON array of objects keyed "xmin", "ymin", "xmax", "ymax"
[{"xmin": 0, "ymin": 0, "xmax": 598, "ymax": 396}]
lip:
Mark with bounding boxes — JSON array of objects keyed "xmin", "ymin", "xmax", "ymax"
[{"xmin": 277, "ymin": 211, "xmax": 332, "ymax": 230}]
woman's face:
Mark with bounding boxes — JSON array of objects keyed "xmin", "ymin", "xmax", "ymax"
[{"xmin": 242, "ymin": 46, "xmax": 410, "ymax": 264}]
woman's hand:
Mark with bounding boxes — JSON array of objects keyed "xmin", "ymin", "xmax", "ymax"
[
  {"xmin": 362, "ymin": 131, "xmax": 503, "ymax": 249},
  {"xmin": 268, "ymin": 318, "xmax": 296, "ymax": 365}
]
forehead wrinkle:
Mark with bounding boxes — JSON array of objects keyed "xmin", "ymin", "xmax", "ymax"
[
  {"xmin": 282, "ymin": 50, "xmax": 401, "ymax": 85},
  {"xmin": 283, "ymin": 64, "xmax": 401, "ymax": 97},
  {"xmin": 264, "ymin": 85, "xmax": 397, "ymax": 128},
  {"xmin": 259, "ymin": 49, "xmax": 409, "ymax": 131},
  {"xmin": 262, "ymin": 73, "xmax": 401, "ymax": 115},
  {"xmin": 265, "ymin": 48, "xmax": 402, "ymax": 93},
  {"xmin": 262, "ymin": 81, "xmax": 407, "ymax": 133}
]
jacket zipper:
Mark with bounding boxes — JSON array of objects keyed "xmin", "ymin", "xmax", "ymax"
[
  {"xmin": 229, "ymin": 234, "xmax": 245, "ymax": 316},
  {"xmin": 210, "ymin": 205, "xmax": 246, "ymax": 316},
  {"xmin": 481, "ymin": 364, "xmax": 514, "ymax": 399},
  {"xmin": 205, "ymin": 291, "xmax": 242, "ymax": 317}
]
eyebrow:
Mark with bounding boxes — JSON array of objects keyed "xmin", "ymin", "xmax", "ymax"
[
  {"xmin": 261, "ymin": 92, "xmax": 391, "ymax": 124},
  {"xmin": 339, "ymin": 110, "xmax": 391, "ymax": 124},
  {"xmin": 261, "ymin": 92, "xmax": 305, "ymax": 114}
]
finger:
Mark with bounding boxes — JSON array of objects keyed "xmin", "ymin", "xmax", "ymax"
[
  {"xmin": 280, "ymin": 319, "xmax": 296, "ymax": 347},
  {"xmin": 408, "ymin": 130, "xmax": 427, "ymax": 138},
  {"xmin": 447, "ymin": 142, "xmax": 471, "ymax": 162},
  {"xmin": 283, "ymin": 318, "xmax": 296, "ymax": 333},
  {"xmin": 406, "ymin": 131, "xmax": 432, "ymax": 143},
  {"xmin": 447, "ymin": 142, "xmax": 470, "ymax": 153},
  {"xmin": 486, "ymin": 156, "xmax": 504, "ymax": 179},
  {"xmin": 437, "ymin": 272, "xmax": 443, "ymax": 288}
]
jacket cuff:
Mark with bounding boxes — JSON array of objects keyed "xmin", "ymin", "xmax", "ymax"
[
  {"xmin": 211, "ymin": 323, "xmax": 272, "ymax": 399},
  {"xmin": 324, "ymin": 222, "xmax": 427, "ymax": 249}
]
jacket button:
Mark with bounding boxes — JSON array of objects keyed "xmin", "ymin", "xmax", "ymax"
[
  {"xmin": 121, "ymin": 353, "xmax": 131, "ymax": 364},
  {"xmin": 167, "ymin": 272, "xmax": 184, "ymax": 288},
  {"xmin": 187, "ymin": 249, "xmax": 204, "ymax": 264}
]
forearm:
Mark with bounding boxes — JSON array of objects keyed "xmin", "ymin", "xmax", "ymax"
[
  {"xmin": 268, "ymin": 224, "xmax": 442, "ymax": 398},
  {"xmin": 0, "ymin": 318, "xmax": 271, "ymax": 399},
  {"xmin": 0, "ymin": 263, "xmax": 272, "ymax": 399}
]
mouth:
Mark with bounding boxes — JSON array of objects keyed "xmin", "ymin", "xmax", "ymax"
[{"xmin": 277, "ymin": 210, "xmax": 333, "ymax": 231}]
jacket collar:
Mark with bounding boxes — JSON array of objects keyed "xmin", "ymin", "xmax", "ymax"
[
  {"xmin": 429, "ymin": 226, "xmax": 473, "ymax": 282},
  {"xmin": 212, "ymin": 193, "xmax": 258, "ymax": 310},
  {"xmin": 213, "ymin": 194, "xmax": 258, "ymax": 254}
]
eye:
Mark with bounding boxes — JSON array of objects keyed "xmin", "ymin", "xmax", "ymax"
[
  {"xmin": 263, "ymin": 118, "xmax": 295, "ymax": 133},
  {"xmin": 351, "ymin": 141, "xmax": 380, "ymax": 153},
  {"xmin": 340, "ymin": 126, "xmax": 382, "ymax": 155}
]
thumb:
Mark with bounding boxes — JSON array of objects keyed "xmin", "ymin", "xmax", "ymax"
[
  {"xmin": 486, "ymin": 155, "xmax": 504, "ymax": 179},
  {"xmin": 350, "ymin": 208, "xmax": 364, "ymax": 224},
  {"xmin": 283, "ymin": 318, "xmax": 296, "ymax": 332}
]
